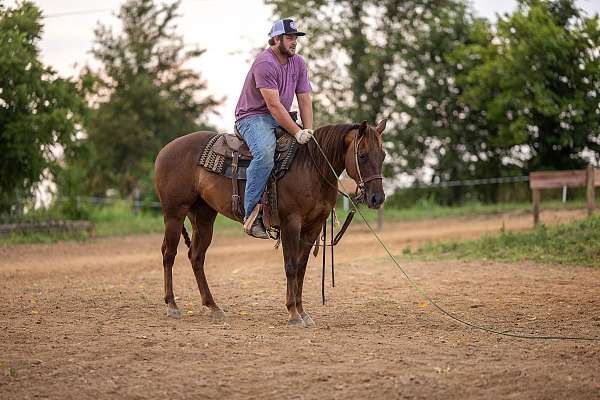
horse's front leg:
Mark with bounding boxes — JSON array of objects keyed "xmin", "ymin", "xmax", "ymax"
[
  {"xmin": 295, "ymin": 224, "xmax": 323, "ymax": 327},
  {"xmin": 281, "ymin": 219, "xmax": 303, "ymax": 326}
]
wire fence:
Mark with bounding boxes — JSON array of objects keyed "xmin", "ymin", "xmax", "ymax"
[
  {"xmin": 82, "ymin": 175, "xmax": 534, "ymax": 211},
  {"xmin": 4, "ymin": 174, "xmax": 591, "ymax": 225},
  {"xmin": 397, "ymin": 175, "xmax": 530, "ymax": 189}
]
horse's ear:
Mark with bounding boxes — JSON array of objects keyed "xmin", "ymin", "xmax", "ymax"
[
  {"xmin": 376, "ymin": 118, "xmax": 387, "ymax": 135},
  {"xmin": 359, "ymin": 120, "xmax": 368, "ymax": 137}
]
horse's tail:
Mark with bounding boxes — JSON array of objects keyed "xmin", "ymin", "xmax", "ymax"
[{"xmin": 182, "ymin": 226, "xmax": 191, "ymax": 248}]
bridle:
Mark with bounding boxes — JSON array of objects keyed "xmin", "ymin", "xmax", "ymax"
[
  {"xmin": 352, "ymin": 131, "xmax": 383, "ymax": 203},
  {"xmin": 307, "ymin": 127, "xmax": 382, "ymax": 203}
]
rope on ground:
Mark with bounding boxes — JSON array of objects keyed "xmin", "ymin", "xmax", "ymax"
[{"xmin": 311, "ymin": 136, "xmax": 600, "ymax": 341}]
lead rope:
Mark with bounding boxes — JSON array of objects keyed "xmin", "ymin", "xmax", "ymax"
[
  {"xmin": 310, "ymin": 136, "xmax": 599, "ymax": 341},
  {"xmin": 331, "ymin": 211, "xmax": 335, "ymax": 288},
  {"xmin": 320, "ymin": 209, "xmax": 338, "ymax": 306},
  {"xmin": 322, "ymin": 219, "xmax": 327, "ymax": 305}
]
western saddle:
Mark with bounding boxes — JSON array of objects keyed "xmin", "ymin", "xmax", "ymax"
[{"xmin": 197, "ymin": 113, "xmax": 300, "ymax": 232}]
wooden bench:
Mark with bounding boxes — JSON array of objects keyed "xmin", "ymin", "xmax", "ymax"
[{"xmin": 529, "ymin": 165, "xmax": 599, "ymax": 225}]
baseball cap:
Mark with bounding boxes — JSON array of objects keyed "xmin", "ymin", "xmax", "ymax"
[{"xmin": 268, "ymin": 18, "xmax": 306, "ymax": 38}]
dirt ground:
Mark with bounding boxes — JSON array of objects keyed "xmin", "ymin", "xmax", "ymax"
[{"xmin": 1, "ymin": 209, "xmax": 599, "ymax": 399}]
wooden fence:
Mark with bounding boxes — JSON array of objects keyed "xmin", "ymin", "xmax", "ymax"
[{"xmin": 529, "ymin": 165, "xmax": 599, "ymax": 225}]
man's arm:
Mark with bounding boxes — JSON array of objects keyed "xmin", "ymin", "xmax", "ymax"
[
  {"xmin": 259, "ymin": 88, "xmax": 301, "ymax": 135},
  {"xmin": 297, "ymin": 92, "xmax": 313, "ymax": 130}
]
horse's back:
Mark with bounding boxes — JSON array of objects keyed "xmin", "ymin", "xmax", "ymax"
[
  {"xmin": 154, "ymin": 131, "xmax": 218, "ymax": 203},
  {"xmin": 156, "ymin": 131, "xmax": 217, "ymax": 165}
]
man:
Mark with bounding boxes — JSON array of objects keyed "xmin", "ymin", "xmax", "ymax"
[{"xmin": 234, "ymin": 18, "xmax": 314, "ymax": 239}]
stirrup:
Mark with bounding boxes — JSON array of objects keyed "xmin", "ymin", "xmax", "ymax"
[{"xmin": 244, "ymin": 204, "xmax": 269, "ymax": 239}]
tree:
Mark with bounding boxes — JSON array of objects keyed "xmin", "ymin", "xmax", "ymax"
[
  {"xmin": 0, "ymin": 1, "xmax": 86, "ymax": 215},
  {"xmin": 456, "ymin": 0, "xmax": 600, "ymax": 172},
  {"xmin": 396, "ymin": 3, "xmax": 510, "ymax": 203},
  {"xmin": 81, "ymin": 0, "xmax": 221, "ymax": 197}
]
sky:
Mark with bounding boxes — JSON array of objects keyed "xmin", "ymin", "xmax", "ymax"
[{"xmin": 8, "ymin": 0, "xmax": 600, "ymax": 131}]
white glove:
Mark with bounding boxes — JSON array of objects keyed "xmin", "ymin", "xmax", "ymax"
[{"xmin": 294, "ymin": 128, "xmax": 314, "ymax": 144}]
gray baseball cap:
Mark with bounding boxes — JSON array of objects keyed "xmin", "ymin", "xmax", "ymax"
[{"xmin": 268, "ymin": 18, "xmax": 306, "ymax": 38}]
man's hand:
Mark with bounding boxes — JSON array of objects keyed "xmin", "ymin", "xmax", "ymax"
[{"xmin": 294, "ymin": 128, "xmax": 314, "ymax": 144}]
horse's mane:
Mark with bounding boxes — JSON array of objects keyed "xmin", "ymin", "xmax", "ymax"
[{"xmin": 295, "ymin": 123, "xmax": 359, "ymax": 177}]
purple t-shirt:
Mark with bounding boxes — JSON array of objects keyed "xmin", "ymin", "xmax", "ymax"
[{"xmin": 235, "ymin": 48, "xmax": 312, "ymax": 122}]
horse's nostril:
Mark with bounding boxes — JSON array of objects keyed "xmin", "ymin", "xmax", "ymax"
[{"xmin": 371, "ymin": 193, "xmax": 384, "ymax": 207}]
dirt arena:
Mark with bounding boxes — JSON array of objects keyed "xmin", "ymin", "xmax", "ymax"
[{"xmin": 1, "ymin": 209, "xmax": 599, "ymax": 399}]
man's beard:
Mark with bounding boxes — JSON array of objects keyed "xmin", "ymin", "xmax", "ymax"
[{"xmin": 278, "ymin": 40, "xmax": 295, "ymax": 57}]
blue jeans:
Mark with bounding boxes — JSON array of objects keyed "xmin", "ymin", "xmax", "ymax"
[{"xmin": 235, "ymin": 114, "xmax": 278, "ymax": 220}]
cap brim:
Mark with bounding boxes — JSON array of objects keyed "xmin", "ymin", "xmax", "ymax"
[{"xmin": 269, "ymin": 31, "xmax": 306, "ymax": 38}]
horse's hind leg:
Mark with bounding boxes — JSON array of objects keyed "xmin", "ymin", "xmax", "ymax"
[
  {"xmin": 162, "ymin": 213, "xmax": 187, "ymax": 319},
  {"xmin": 188, "ymin": 203, "xmax": 225, "ymax": 321}
]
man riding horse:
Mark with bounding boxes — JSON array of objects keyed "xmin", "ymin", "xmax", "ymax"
[
  {"xmin": 234, "ymin": 17, "xmax": 314, "ymax": 239},
  {"xmin": 154, "ymin": 17, "xmax": 387, "ymax": 326}
]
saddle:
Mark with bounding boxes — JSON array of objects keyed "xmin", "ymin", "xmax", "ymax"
[{"xmin": 197, "ymin": 114, "xmax": 301, "ymax": 231}]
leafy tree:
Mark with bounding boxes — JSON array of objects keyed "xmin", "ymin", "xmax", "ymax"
[
  {"xmin": 0, "ymin": 1, "xmax": 86, "ymax": 215},
  {"xmin": 397, "ymin": 3, "xmax": 509, "ymax": 202},
  {"xmin": 81, "ymin": 0, "xmax": 221, "ymax": 197},
  {"xmin": 456, "ymin": 0, "xmax": 600, "ymax": 172}
]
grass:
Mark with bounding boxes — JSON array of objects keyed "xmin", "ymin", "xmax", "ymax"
[
  {"xmin": 0, "ymin": 198, "xmax": 588, "ymax": 245},
  {"xmin": 405, "ymin": 215, "xmax": 600, "ymax": 267},
  {"xmin": 90, "ymin": 202, "xmax": 243, "ymax": 238},
  {"xmin": 335, "ymin": 198, "xmax": 585, "ymax": 225},
  {"xmin": 0, "ymin": 201, "xmax": 242, "ymax": 245}
]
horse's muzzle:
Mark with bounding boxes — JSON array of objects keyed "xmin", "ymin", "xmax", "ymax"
[{"xmin": 367, "ymin": 192, "xmax": 385, "ymax": 209}]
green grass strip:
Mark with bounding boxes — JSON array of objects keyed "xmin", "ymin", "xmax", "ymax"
[
  {"xmin": 0, "ymin": 200, "xmax": 588, "ymax": 245},
  {"xmin": 336, "ymin": 199, "xmax": 585, "ymax": 224},
  {"xmin": 407, "ymin": 215, "xmax": 600, "ymax": 267}
]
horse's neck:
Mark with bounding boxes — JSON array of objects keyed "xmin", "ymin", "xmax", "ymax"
[{"xmin": 318, "ymin": 131, "xmax": 351, "ymax": 176}]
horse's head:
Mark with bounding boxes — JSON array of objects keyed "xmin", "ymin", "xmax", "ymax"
[{"xmin": 344, "ymin": 119, "xmax": 387, "ymax": 209}]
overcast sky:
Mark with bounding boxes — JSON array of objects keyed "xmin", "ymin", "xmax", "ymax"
[{"xmin": 9, "ymin": 0, "xmax": 600, "ymax": 130}]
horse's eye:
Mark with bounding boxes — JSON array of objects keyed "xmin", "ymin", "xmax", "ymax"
[{"xmin": 358, "ymin": 153, "xmax": 367, "ymax": 161}]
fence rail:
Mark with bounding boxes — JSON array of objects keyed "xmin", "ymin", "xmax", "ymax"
[{"xmin": 529, "ymin": 165, "xmax": 599, "ymax": 225}]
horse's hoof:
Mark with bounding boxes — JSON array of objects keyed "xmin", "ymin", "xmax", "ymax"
[
  {"xmin": 301, "ymin": 313, "xmax": 315, "ymax": 327},
  {"xmin": 166, "ymin": 307, "xmax": 181, "ymax": 319},
  {"xmin": 287, "ymin": 317, "xmax": 306, "ymax": 327},
  {"xmin": 210, "ymin": 308, "xmax": 226, "ymax": 322}
]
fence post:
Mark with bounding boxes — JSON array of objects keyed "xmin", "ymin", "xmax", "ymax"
[
  {"xmin": 532, "ymin": 189, "xmax": 540, "ymax": 226},
  {"xmin": 377, "ymin": 207, "xmax": 384, "ymax": 231},
  {"xmin": 133, "ymin": 187, "xmax": 141, "ymax": 214},
  {"xmin": 586, "ymin": 165, "xmax": 595, "ymax": 217}
]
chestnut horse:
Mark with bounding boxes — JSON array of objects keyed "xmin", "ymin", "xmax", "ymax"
[{"xmin": 154, "ymin": 119, "xmax": 387, "ymax": 326}]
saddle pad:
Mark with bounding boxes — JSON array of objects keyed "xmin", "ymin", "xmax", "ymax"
[{"xmin": 197, "ymin": 132, "xmax": 299, "ymax": 181}]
